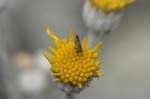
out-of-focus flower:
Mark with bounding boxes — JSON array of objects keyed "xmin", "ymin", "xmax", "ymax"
[
  {"xmin": 15, "ymin": 52, "xmax": 49, "ymax": 94},
  {"xmin": 82, "ymin": 0, "xmax": 135, "ymax": 47},
  {"xmin": 90, "ymin": 0, "xmax": 135, "ymax": 13},
  {"xmin": 43, "ymin": 26, "xmax": 103, "ymax": 94},
  {"xmin": 18, "ymin": 69, "xmax": 47, "ymax": 94},
  {"xmin": 14, "ymin": 52, "xmax": 32, "ymax": 69}
]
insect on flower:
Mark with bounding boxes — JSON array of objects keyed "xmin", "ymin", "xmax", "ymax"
[
  {"xmin": 75, "ymin": 35, "xmax": 82, "ymax": 53},
  {"xmin": 43, "ymin": 26, "xmax": 104, "ymax": 90}
]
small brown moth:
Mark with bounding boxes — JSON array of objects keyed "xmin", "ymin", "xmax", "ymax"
[{"xmin": 75, "ymin": 34, "xmax": 82, "ymax": 53}]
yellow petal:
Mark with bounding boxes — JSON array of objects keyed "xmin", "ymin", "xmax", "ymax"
[
  {"xmin": 90, "ymin": 0, "xmax": 135, "ymax": 12},
  {"xmin": 54, "ymin": 78, "xmax": 60, "ymax": 81},
  {"xmin": 92, "ymin": 42, "xmax": 102, "ymax": 52},
  {"xmin": 69, "ymin": 29, "xmax": 75, "ymax": 42},
  {"xmin": 96, "ymin": 72, "xmax": 104, "ymax": 76},
  {"xmin": 42, "ymin": 51, "xmax": 52, "ymax": 62},
  {"xmin": 93, "ymin": 52, "xmax": 98, "ymax": 58},
  {"xmin": 48, "ymin": 46, "xmax": 56, "ymax": 54},
  {"xmin": 61, "ymin": 38, "xmax": 67, "ymax": 44},
  {"xmin": 53, "ymin": 73, "xmax": 60, "ymax": 76},
  {"xmin": 127, "ymin": 0, "xmax": 135, "ymax": 4},
  {"xmin": 82, "ymin": 37, "xmax": 88, "ymax": 50},
  {"xmin": 95, "ymin": 61, "xmax": 101, "ymax": 66},
  {"xmin": 78, "ymin": 83, "xmax": 82, "ymax": 88},
  {"xmin": 46, "ymin": 26, "xmax": 60, "ymax": 47}
]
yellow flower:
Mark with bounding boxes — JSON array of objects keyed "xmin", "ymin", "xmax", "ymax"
[
  {"xmin": 43, "ymin": 26, "xmax": 103, "ymax": 89},
  {"xmin": 90, "ymin": 0, "xmax": 135, "ymax": 12}
]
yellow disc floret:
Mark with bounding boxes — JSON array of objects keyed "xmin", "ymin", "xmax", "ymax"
[
  {"xmin": 90, "ymin": 0, "xmax": 135, "ymax": 12},
  {"xmin": 43, "ymin": 26, "xmax": 103, "ymax": 88}
]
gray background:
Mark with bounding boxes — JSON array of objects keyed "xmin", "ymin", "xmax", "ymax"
[{"xmin": 0, "ymin": 0, "xmax": 150, "ymax": 99}]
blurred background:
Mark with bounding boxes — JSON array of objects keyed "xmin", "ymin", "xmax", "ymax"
[{"xmin": 0, "ymin": 0, "xmax": 150, "ymax": 99}]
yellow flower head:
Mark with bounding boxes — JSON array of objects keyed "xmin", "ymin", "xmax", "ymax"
[
  {"xmin": 43, "ymin": 26, "xmax": 103, "ymax": 89},
  {"xmin": 90, "ymin": 0, "xmax": 135, "ymax": 12}
]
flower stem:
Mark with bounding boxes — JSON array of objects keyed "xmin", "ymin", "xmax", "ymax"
[{"xmin": 87, "ymin": 30, "xmax": 105, "ymax": 48}]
